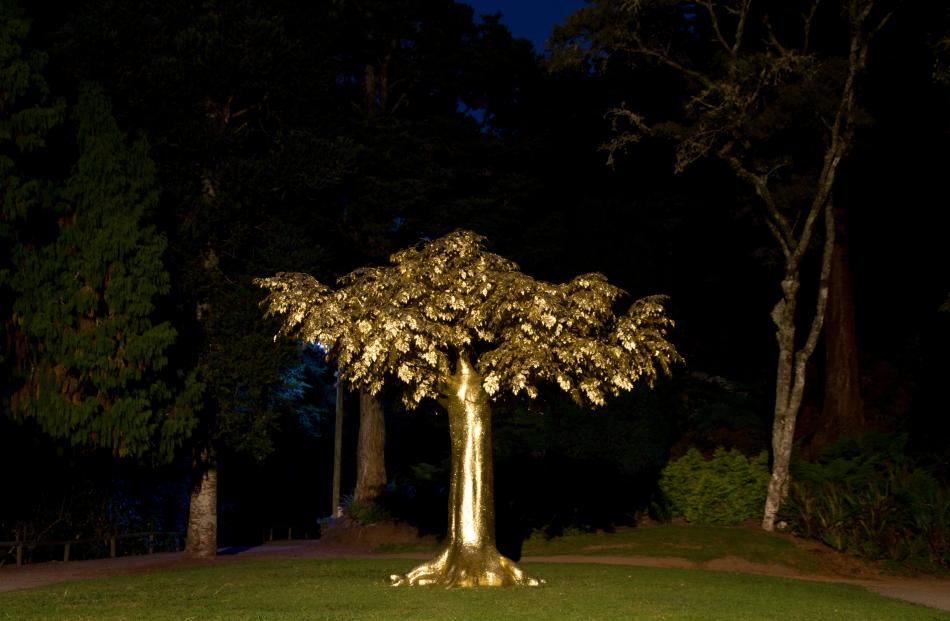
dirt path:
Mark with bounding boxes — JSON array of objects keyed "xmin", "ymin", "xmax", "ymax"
[{"xmin": 1, "ymin": 540, "xmax": 948, "ymax": 613}]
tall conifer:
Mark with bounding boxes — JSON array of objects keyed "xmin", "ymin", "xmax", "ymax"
[{"xmin": 3, "ymin": 79, "xmax": 198, "ymax": 459}]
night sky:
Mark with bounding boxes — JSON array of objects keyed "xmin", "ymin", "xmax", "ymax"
[{"xmin": 466, "ymin": 0, "xmax": 586, "ymax": 50}]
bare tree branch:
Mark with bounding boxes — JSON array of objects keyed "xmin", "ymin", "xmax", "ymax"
[
  {"xmin": 627, "ymin": 32, "xmax": 718, "ymax": 89},
  {"xmin": 732, "ymin": 0, "xmax": 753, "ymax": 56},
  {"xmin": 698, "ymin": 0, "xmax": 735, "ymax": 54},
  {"xmin": 718, "ymin": 145, "xmax": 794, "ymax": 258},
  {"xmin": 795, "ymin": 197, "xmax": 835, "ymax": 369},
  {"xmin": 803, "ymin": 1, "xmax": 819, "ymax": 53}
]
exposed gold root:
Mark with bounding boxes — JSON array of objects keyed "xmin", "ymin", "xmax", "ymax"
[{"xmin": 389, "ymin": 546, "xmax": 544, "ymax": 587}]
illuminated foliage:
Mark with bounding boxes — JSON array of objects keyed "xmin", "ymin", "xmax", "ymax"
[
  {"xmin": 258, "ymin": 230, "xmax": 679, "ymax": 586},
  {"xmin": 256, "ymin": 230, "xmax": 680, "ymax": 407}
]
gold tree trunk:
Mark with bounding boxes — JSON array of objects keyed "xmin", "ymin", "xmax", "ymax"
[{"xmin": 389, "ymin": 355, "xmax": 542, "ymax": 587}]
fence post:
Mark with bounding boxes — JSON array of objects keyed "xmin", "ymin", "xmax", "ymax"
[
  {"xmin": 63, "ymin": 542, "xmax": 70, "ymax": 562},
  {"xmin": 147, "ymin": 533, "xmax": 154, "ymax": 555},
  {"xmin": 15, "ymin": 544, "xmax": 22, "ymax": 567},
  {"xmin": 288, "ymin": 527, "xmax": 293, "ymax": 541},
  {"xmin": 110, "ymin": 536, "xmax": 116, "ymax": 558}
]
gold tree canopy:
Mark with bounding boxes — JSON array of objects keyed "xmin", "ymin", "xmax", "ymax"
[
  {"xmin": 255, "ymin": 229, "xmax": 681, "ymax": 407},
  {"xmin": 257, "ymin": 229, "xmax": 680, "ymax": 587}
]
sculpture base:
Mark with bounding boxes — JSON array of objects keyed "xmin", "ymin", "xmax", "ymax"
[{"xmin": 389, "ymin": 544, "xmax": 544, "ymax": 587}]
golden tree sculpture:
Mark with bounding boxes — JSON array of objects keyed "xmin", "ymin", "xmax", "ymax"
[{"xmin": 256, "ymin": 230, "xmax": 680, "ymax": 587}]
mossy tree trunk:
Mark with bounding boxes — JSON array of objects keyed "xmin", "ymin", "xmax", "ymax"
[{"xmin": 390, "ymin": 354, "xmax": 542, "ymax": 587}]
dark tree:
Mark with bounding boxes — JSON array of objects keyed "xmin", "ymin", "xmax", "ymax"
[
  {"xmin": 550, "ymin": 0, "xmax": 891, "ymax": 529},
  {"xmin": 50, "ymin": 0, "xmax": 348, "ymax": 556},
  {"xmin": 1, "ymin": 10, "xmax": 198, "ymax": 459}
]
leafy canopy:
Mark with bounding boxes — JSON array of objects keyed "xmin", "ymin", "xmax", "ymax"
[{"xmin": 257, "ymin": 230, "xmax": 680, "ymax": 408}]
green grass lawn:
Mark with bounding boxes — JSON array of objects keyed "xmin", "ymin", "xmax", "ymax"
[
  {"xmin": 1, "ymin": 558, "xmax": 947, "ymax": 621},
  {"xmin": 377, "ymin": 523, "xmax": 823, "ymax": 573},
  {"xmin": 520, "ymin": 523, "xmax": 821, "ymax": 570}
]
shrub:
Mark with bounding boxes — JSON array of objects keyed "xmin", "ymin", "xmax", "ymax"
[
  {"xmin": 782, "ymin": 435, "xmax": 950, "ymax": 569},
  {"xmin": 660, "ymin": 447, "xmax": 769, "ymax": 524},
  {"xmin": 341, "ymin": 496, "xmax": 390, "ymax": 525}
]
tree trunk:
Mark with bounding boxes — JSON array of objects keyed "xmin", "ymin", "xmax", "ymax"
[
  {"xmin": 332, "ymin": 380, "xmax": 344, "ymax": 517},
  {"xmin": 354, "ymin": 390, "xmax": 386, "ymax": 505},
  {"xmin": 762, "ymin": 277, "xmax": 801, "ymax": 531},
  {"xmin": 762, "ymin": 203, "xmax": 835, "ymax": 532},
  {"xmin": 389, "ymin": 354, "xmax": 542, "ymax": 587},
  {"xmin": 816, "ymin": 203, "xmax": 864, "ymax": 447},
  {"xmin": 185, "ymin": 455, "xmax": 217, "ymax": 558},
  {"xmin": 363, "ymin": 64, "xmax": 376, "ymax": 113}
]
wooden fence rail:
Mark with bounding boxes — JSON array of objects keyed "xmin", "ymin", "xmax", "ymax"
[{"xmin": 0, "ymin": 531, "xmax": 184, "ymax": 567}]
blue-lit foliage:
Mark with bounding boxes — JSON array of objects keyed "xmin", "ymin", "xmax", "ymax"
[{"xmin": 273, "ymin": 342, "xmax": 334, "ymax": 437}]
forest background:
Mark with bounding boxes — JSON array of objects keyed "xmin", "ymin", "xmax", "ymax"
[{"xmin": 1, "ymin": 0, "xmax": 948, "ymax": 569}]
